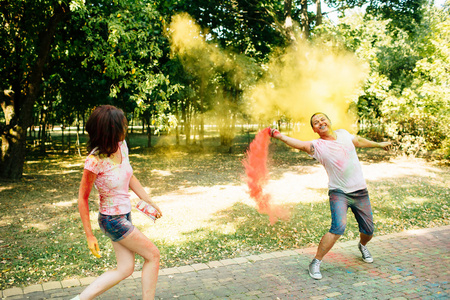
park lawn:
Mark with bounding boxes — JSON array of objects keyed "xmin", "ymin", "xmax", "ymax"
[{"xmin": 0, "ymin": 134, "xmax": 449, "ymax": 290}]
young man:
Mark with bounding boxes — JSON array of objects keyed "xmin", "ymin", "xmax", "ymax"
[{"xmin": 270, "ymin": 113, "xmax": 391, "ymax": 280}]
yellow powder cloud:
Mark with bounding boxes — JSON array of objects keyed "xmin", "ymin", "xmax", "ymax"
[
  {"xmin": 246, "ymin": 40, "xmax": 367, "ymax": 140},
  {"xmin": 169, "ymin": 13, "xmax": 367, "ymax": 141}
]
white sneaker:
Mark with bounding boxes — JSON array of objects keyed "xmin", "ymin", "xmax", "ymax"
[
  {"xmin": 70, "ymin": 295, "xmax": 80, "ymax": 300},
  {"xmin": 358, "ymin": 242, "xmax": 374, "ymax": 263},
  {"xmin": 308, "ymin": 258, "xmax": 322, "ymax": 280}
]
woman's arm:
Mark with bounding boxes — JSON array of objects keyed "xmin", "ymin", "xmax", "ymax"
[
  {"xmin": 78, "ymin": 169, "xmax": 101, "ymax": 258},
  {"xmin": 129, "ymin": 175, "xmax": 162, "ymax": 218},
  {"xmin": 352, "ymin": 135, "xmax": 392, "ymax": 150},
  {"xmin": 270, "ymin": 128, "xmax": 315, "ymax": 155}
]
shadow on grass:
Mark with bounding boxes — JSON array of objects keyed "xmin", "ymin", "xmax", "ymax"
[
  {"xmin": 128, "ymin": 141, "xmax": 322, "ymax": 196},
  {"xmin": 155, "ymin": 170, "xmax": 449, "ymax": 268},
  {"xmin": 367, "ymin": 174, "xmax": 450, "ymax": 234},
  {"xmin": 157, "ymin": 200, "xmax": 334, "ymax": 267}
]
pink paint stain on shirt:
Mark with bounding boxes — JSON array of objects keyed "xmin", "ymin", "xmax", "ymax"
[{"xmin": 84, "ymin": 141, "xmax": 133, "ymax": 215}]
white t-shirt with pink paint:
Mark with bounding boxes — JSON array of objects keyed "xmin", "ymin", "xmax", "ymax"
[
  {"xmin": 84, "ymin": 140, "xmax": 133, "ymax": 215},
  {"xmin": 311, "ymin": 129, "xmax": 366, "ymax": 193}
]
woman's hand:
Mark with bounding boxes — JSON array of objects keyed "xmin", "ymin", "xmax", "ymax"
[
  {"xmin": 146, "ymin": 200, "xmax": 163, "ymax": 219},
  {"xmin": 87, "ymin": 235, "xmax": 101, "ymax": 258},
  {"xmin": 129, "ymin": 175, "xmax": 163, "ymax": 219},
  {"xmin": 152, "ymin": 203, "xmax": 163, "ymax": 219}
]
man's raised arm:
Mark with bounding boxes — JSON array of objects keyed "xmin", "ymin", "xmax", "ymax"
[
  {"xmin": 269, "ymin": 128, "xmax": 314, "ymax": 155},
  {"xmin": 352, "ymin": 135, "xmax": 391, "ymax": 151}
]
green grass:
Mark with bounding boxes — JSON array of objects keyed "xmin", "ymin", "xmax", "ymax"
[{"xmin": 0, "ymin": 132, "xmax": 449, "ymax": 289}]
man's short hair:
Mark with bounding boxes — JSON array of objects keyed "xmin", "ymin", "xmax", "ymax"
[{"xmin": 310, "ymin": 112, "xmax": 331, "ymax": 127}]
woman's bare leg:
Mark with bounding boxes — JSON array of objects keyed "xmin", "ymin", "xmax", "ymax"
[
  {"xmin": 118, "ymin": 228, "xmax": 160, "ymax": 300},
  {"xmin": 80, "ymin": 241, "xmax": 135, "ymax": 300}
]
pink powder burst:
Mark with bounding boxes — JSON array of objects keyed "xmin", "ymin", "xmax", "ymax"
[{"xmin": 242, "ymin": 128, "xmax": 289, "ymax": 225}]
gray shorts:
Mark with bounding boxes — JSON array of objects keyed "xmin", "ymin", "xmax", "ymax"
[{"xmin": 328, "ymin": 188, "xmax": 374, "ymax": 236}]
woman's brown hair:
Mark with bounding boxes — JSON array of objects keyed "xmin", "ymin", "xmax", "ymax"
[{"xmin": 85, "ymin": 105, "xmax": 128, "ymax": 156}]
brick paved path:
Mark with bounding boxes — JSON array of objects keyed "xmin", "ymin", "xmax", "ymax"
[{"xmin": 2, "ymin": 226, "xmax": 449, "ymax": 299}]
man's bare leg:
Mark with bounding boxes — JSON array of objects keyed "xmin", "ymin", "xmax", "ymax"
[
  {"xmin": 315, "ymin": 232, "xmax": 341, "ymax": 260},
  {"xmin": 359, "ymin": 232, "xmax": 372, "ymax": 246},
  {"xmin": 309, "ymin": 232, "xmax": 341, "ymax": 280}
]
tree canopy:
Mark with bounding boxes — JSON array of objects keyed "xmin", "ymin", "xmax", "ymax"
[{"xmin": 1, "ymin": 0, "xmax": 449, "ymax": 179}]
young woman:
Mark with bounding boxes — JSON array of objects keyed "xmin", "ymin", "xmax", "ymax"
[{"xmin": 72, "ymin": 105, "xmax": 162, "ymax": 300}]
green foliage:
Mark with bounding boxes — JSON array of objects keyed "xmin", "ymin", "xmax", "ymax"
[
  {"xmin": 76, "ymin": 1, "xmax": 168, "ymax": 101},
  {"xmin": 314, "ymin": 3, "xmax": 450, "ymax": 156},
  {"xmin": 381, "ymin": 5, "xmax": 450, "ymax": 155},
  {"xmin": 1, "ymin": 0, "xmax": 58, "ymax": 90},
  {"xmin": 3, "ymin": 0, "xmax": 450, "ymax": 180},
  {"xmin": 366, "ymin": 0, "xmax": 428, "ymax": 34},
  {"xmin": 157, "ymin": 0, "xmax": 299, "ymax": 61}
]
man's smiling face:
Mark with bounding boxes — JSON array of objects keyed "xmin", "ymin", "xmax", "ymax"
[{"xmin": 311, "ymin": 114, "xmax": 332, "ymax": 135}]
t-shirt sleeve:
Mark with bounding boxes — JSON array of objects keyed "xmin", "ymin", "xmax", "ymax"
[
  {"xmin": 339, "ymin": 129, "xmax": 354, "ymax": 140},
  {"xmin": 122, "ymin": 140, "xmax": 129, "ymax": 156},
  {"xmin": 311, "ymin": 139, "xmax": 323, "ymax": 163},
  {"xmin": 84, "ymin": 154, "xmax": 101, "ymax": 174}
]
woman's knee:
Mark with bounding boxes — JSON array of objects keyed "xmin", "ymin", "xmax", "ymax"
[
  {"xmin": 144, "ymin": 246, "xmax": 160, "ymax": 263},
  {"xmin": 117, "ymin": 261, "xmax": 135, "ymax": 278}
]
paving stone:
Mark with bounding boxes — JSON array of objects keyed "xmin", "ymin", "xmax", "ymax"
[
  {"xmin": 191, "ymin": 263, "xmax": 209, "ymax": 271},
  {"xmin": 220, "ymin": 258, "xmax": 238, "ymax": 266},
  {"xmin": 42, "ymin": 281, "xmax": 63, "ymax": 291},
  {"xmin": 233, "ymin": 257, "xmax": 249, "ymax": 264},
  {"xmin": 259, "ymin": 253, "xmax": 276, "ymax": 260},
  {"xmin": 177, "ymin": 265, "xmax": 195, "ymax": 273},
  {"xmin": 61, "ymin": 278, "xmax": 81, "ymax": 288},
  {"xmin": 23, "ymin": 284, "xmax": 43, "ymax": 294},
  {"xmin": 2, "ymin": 287, "xmax": 22, "ymax": 297}
]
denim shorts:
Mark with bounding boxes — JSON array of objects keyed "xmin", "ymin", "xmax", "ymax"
[
  {"xmin": 328, "ymin": 188, "xmax": 374, "ymax": 236},
  {"xmin": 98, "ymin": 212, "xmax": 135, "ymax": 242}
]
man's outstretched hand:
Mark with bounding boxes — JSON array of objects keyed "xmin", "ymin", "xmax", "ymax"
[
  {"xmin": 268, "ymin": 127, "xmax": 281, "ymax": 138},
  {"xmin": 379, "ymin": 141, "xmax": 392, "ymax": 151}
]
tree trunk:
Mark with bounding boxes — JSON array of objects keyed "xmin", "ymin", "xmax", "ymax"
[
  {"xmin": 130, "ymin": 111, "xmax": 134, "ymax": 134},
  {"xmin": 146, "ymin": 116, "xmax": 152, "ymax": 148},
  {"xmin": 76, "ymin": 122, "xmax": 81, "ymax": 156},
  {"xmin": 316, "ymin": 0, "xmax": 323, "ymax": 26},
  {"xmin": 0, "ymin": 3, "xmax": 68, "ymax": 179},
  {"xmin": 39, "ymin": 108, "xmax": 47, "ymax": 154},
  {"xmin": 183, "ymin": 103, "xmax": 191, "ymax": 145},
  {"xmin": 76, "ymin": 112, "xmax": 81, "ymax": 156},
  {"xmin": 82, "ymin": 112, "xmax": 86, "ymax": 134},
  {"xmin": 175, "ymin": 101, "xmax": 180, "ymax": 145},
  {"xmin": 0, "ymin": 90, "xmax": 27, "ymax": 179},
  {"xmin": 199, "ymin": 84, "xmax": 205, "ymax": 147},
  {"xmin": 68, "ymin": 125, "xmax": 71, "ymax": 154},
  {"xmin": 61, "ymin": 126, "xmax": 65, "ymax": 154},
  {"xmin": 284, "ymin": 0, "xmax": 296, "ymax": 43},
  {"xmin": 300, "ymin": 0, "xmax": 310, "ymax": 39}
]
